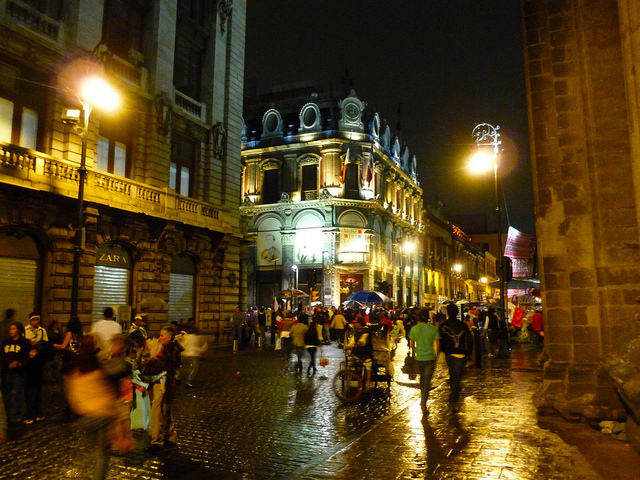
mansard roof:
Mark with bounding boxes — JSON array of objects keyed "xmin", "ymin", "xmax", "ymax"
[{"xmin": 243, "ymin": 84, "xmax": 419, "ymax": 182}]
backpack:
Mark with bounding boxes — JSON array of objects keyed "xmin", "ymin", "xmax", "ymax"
[{"xmin": 304, "ymin": 324, "xmax": 319, "ymax": 345}]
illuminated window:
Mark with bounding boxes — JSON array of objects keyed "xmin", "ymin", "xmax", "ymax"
[
  {"xmin": 170, "ymin": 136, "xmax": 197, "ymax": 197},
  {"xmin": 0, "ymin": 97, "xmax": 39, "ymax": 150},
  {"xmin": 96, "ymin": 112, "xmax": 133, "ymax": 178}
]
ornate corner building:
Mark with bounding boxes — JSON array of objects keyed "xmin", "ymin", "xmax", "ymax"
[
  {"xmin": 240, "ymin": 86, "xmax": 425, "ymax": 309},
  {"xmin": 0, "ymin": 0, "xmax": 246, "ymax": 343}
]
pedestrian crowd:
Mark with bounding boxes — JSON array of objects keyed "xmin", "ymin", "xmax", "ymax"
[
  {"xmin": 0, "ymin": 306, "xmax": 207, "ymax": 479},
  {"xmin": 1, "ymin": 298, "xmax": 543, "ymax": 476}
]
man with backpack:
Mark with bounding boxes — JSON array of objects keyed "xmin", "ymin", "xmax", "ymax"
[{"xmin": 439, "ymin": 303, "xmax": 473, "ymax": 413}]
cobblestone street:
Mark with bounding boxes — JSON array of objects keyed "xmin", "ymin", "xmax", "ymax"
[{"xmin": 1, "ymin": 340, "xmax": 639, "ymax": 479}]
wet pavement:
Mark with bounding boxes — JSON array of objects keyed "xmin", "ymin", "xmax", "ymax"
[{"xmin": 1, "ymin": 338, "xmax": 639, "ymax": 479}]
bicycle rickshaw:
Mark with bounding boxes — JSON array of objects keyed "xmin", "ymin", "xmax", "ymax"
[{"xmin": 333, "ymin": 323, "xmax": 394, "ymax": 403}]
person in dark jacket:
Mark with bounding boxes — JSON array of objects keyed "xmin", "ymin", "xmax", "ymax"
[
  {"xmin": 1, "ymin": 322, "xmax": 30, "ymax": 422},
  {"xmin": 439, "ymin": 303, "xmax": 473, "ymax": 413}
]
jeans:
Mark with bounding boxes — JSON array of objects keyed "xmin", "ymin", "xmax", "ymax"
[
  {"xmin": 232, "ymin": 325, "xmax": 242, "ymax": 341},
  {"xmin": 25, "ymin": 365, "xmax": 44, "ymax": 420},
  {"xmin": 417, "ymin": 360, "xmax": 436, "ymax": 410},
  {"xmin": 1, "ymin": 371, "xmax": 24, "ymax": 421},
  {"xmin": 306, "ymin": 347, "xmax": 317, "ymax": 372},
  {"xmin": 445, "ymin": 355, "xmax": 467, "ymax": 405},
  {"xmin": 294, "ymin": 346, "xmax": 306, "ymax": 371}
]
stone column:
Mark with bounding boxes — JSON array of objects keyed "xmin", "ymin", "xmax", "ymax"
[{"xmin": 523, "ymin": 0, "xmax": 640, "ymax": 420}]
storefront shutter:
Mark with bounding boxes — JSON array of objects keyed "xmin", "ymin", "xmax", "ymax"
[
  {"xmin": 169, "ymin": 272, "xmax": 194, "ymax": 322},
  {"xmin": 92, "ymin": 265, "xmax": 129, "ymax": 323},
  {"xmin": 0, "ymin": 257, "xmax": 37, "ymax": 322}
]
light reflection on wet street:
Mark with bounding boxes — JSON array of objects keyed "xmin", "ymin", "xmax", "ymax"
[{"xmin": 0, "ymin": 340, "xmax": 611, "ymax": 479}]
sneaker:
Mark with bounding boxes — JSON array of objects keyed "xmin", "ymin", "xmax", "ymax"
[
  {"xmin": 23, "ymin": 419, "xmax": 34, "ymax": 425},
  {"xmin": 36, "ymin": 416, "xmax": 45, "ymax": 422},
  {"xmin": 185, "ymin": 383, "xmax": 194, "ymax": 388}
]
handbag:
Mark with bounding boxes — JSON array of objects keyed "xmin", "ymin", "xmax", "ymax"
[
  {"xmin": 275, "ymin": 337, "xmax": 282, "ymax": 350},
  {"xmin": 319, "ymin": 347, "xmax": 328, "ymax": 367}
]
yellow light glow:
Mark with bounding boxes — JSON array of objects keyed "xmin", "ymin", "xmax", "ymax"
[
  {"xmin": 403, "ymin": 240, "xmax": 416, "ymax": 253},
  {"xmin": 480, "ymin": 277, "xmax": 488, "ymax": 284},
  {"xmin": 453, "ymin": 264, "xmax": 462, "ymax": 272},
  {"xmin": 468, "ymin": 150, "xmax": 495, "ymax": 174},
  {"xmin": 80, "ymin": 77, "xmax": 119, "ymax": 111}
]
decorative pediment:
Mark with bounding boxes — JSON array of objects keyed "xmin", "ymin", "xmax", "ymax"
[
  {"xmin": 260, "ymin": 158, "xmax": 282, "ymax": 170},
  {"xmin": 298, "ymin": 153, "xmax": 321, "ymax": 166}
]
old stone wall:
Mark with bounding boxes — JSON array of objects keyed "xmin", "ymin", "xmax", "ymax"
[{"xmin": 522, "ymin": 0, "xmax": 640, "ymax": 446}]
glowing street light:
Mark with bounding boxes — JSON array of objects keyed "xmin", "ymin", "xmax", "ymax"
[
  {"xmin": 469, "ymin": 123, "xmax": 505, "ymax": 319},
  {"xmin": 65, "ymin": 75, "xmax": 119, "ymax": 318}
]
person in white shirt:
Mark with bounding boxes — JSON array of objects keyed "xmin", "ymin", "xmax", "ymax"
[{"xmin": 91, "ymin": 307, "xmax": 122, "ymax": 359}]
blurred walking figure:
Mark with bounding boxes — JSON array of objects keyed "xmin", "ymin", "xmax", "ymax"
[
  {"xmin": 439, "ymin": 303, "xmax": 473, "ymax": 413},
  {"xmin": 180, "ymin": 326, "xmax": 208, "ymax": 388},
  {"xmin": 64, "ymin": 335, "xmax": 133, "ymax": 480}
]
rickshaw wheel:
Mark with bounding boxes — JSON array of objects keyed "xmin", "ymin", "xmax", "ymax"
[{"xmin": 333, "ymin": 369, "xmax": 363, "ymax": 403}]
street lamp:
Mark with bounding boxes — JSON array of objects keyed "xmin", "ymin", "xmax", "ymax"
[
  {"xmin": 469, "ymin": 123, "xmax": 505, "ymax": 320},
  {"xmin": 64, "ymin": 76, "xmax": 119, "ymax": 318}
]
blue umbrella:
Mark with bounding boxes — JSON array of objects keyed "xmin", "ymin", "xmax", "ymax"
[{"xmin": 346, "ymin": 290, "xmax": 390, "ymax": 304}]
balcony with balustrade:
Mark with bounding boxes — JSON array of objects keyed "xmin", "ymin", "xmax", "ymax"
[{"xmin": 0, "ymin": 142, "xmax": 232, "ymax": 232}]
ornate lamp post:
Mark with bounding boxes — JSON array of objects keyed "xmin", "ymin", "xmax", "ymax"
[
  {"xmin": 63, "ymin": 77, "xmax": 119, "ymax": 318},
  {"xmin": 469, "ymin": 123, "xmax": 505, "ymax": 320}
]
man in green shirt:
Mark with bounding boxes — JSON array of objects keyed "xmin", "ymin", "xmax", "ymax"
[{"xmin": 409, "ymin": 309, "xmax": 441, "ymax": 417}]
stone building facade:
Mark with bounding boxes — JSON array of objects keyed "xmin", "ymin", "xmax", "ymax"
[
  {"xmin": 240, "ymin": 87, "xmax": 424, "ymax": 310},
  {"xmin": 0, "ymin": 0, "xmax": 246, "ymax": 343},
  {"xmin": 523, "ymin": 0, "xmax": 640, "ymax": 448}
]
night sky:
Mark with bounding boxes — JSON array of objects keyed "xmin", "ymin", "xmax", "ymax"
[{"xmin": 244, "ymin": 1, "xmax": 535, "ymax": 235}]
